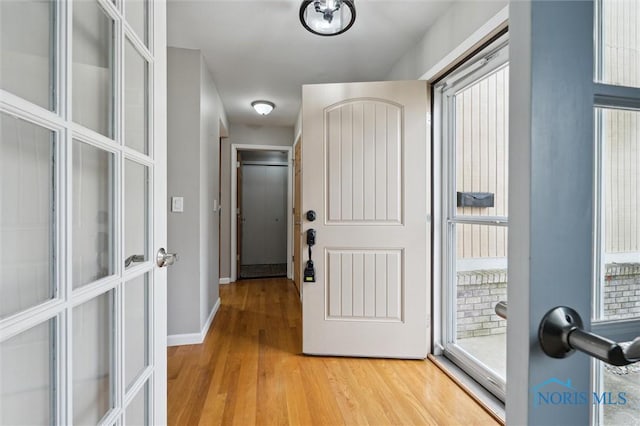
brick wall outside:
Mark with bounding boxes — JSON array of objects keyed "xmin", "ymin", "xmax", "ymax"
[
  {"xmin": 456, "ymin": 263, "xmax": 640, "ymax": 339},
  {"xmin": 603, "ymin": 263, "xmax": 640, "ymax": 319},
  {"xmin": 457, "ymin": 269, "xmax": 507, "ymax": 339}
]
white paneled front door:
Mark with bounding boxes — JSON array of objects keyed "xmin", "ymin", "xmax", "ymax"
[
  {"xmin": 301, "ymin": 81, "xmax": 430, "ymax": 358},
  {"xmin": 0, "ymin": 1, "xmax": 167, "ymax": 424}
]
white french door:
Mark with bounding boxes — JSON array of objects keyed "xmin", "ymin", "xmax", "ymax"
[
  {"xmin": 0, "ymin": 0, "xmax": 167, "ymax": 424},
  {"xmin": 507, "ymin": 0, "xmax": 640, "ymax": 424}
]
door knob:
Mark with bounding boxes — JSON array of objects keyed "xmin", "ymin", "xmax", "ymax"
[{"xmin": 156, "ymin": 248, "xmax": 178, "ymax": 267}]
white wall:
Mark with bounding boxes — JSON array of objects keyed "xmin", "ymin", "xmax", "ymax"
[
  {"xmin": 386, "ymin": 0, "xmax": 508, "ymax": 81},
  {"xmin": 167, "ymin": 47, "xmax": 201, "ymax": 336},
  {"xmin": 219, "ymin": 124, "xmax": 294, "ymax": 280},
  {"xmin": 199, "ymin": 58, "xmax": 227, "ymax": 328},
  {"xmin": 167, "ymin": 47, "xmax": 227, "ymax": 340}
]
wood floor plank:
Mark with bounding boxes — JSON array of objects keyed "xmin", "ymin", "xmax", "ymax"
[
  {"xmin": 282, "ymin": 359, "xmax": 314, "ymax": 426},
  {"xmin": 168, "ymin": 278, "xmax": 499, "ymax": 426}
]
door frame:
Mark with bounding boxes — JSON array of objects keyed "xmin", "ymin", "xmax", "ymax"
[
  {"xmin": 293, "ymin": 135, "xmax": 303, "ymax": 297},
  {"xmin": 151, "ymin": 1, "xmax": 168, "ymax": 424},
  {"xmin": 230, "ymin": 143, "xmax": 293, "ymax": 282},
  {"xmin": 424, "ymin": 6, "xmax": 509, "ymax": 414},
  {"xmin": 430, "ymin": 7, "xmax": 509, "ymax": 355},
  {"xmin": 236, "ymin": 151, "xmax": 243, "ymax": 279},
  {"xmin": 433, "ymin": 34, "xmax": 510, "ymax": 402}
]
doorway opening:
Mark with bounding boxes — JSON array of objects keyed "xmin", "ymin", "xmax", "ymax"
[
  {"xmin": 434, "ymin": 34, "xmax": 509, "ymax": 401},
  {"xmin": 230, "ymin": 144, "xmax": 293, "ymax": 282},
  {"xmin": 238, "ymin": 150, "xmax": 288, "ymax": 279}
]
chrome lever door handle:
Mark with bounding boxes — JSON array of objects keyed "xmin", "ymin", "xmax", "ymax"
[
  {"xmin": 495, "ymin": 301, "xmax": 507, "ymax": 319},
  {"xmin": 539, "ymin": 306, "xmax": 640, "ymax": 366},
  {"xmin": 623, "ymin": 337, "xmax": 640, "ymax": 362},
  {"xmin": 125, "ymin": 254, "xmax": 145, "ymax": 267},
  {"xmin": 156, "ymin": 248, "xmax": 178, "ymax": 268}
]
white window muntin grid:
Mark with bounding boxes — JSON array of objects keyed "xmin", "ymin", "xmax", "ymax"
[{"xmin": 0, "ymin": 1, "xmax": 156, "ymax": 424}]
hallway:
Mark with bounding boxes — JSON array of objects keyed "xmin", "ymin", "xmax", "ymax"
[{"xmin": 167, "ymin": 278, "xmax": 499, "ymax": 425}]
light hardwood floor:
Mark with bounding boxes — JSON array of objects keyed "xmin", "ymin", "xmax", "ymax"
[{"xmin": 167, "ymin": 278, "xmax": 499, "ymax": 425}]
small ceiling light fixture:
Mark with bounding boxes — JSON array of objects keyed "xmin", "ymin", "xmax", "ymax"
[
  {"xmin": 251, "ymin": 100, "xmax": 275, "ymax": 115},
  {"xmin": 299, "ymin": 0, "xmax": 356, "ymax": 36}
]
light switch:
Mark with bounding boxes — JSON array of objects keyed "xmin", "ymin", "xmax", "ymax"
[{"xmin": 171, "ymin": 197, "xmax": 184, "ymax": 213}]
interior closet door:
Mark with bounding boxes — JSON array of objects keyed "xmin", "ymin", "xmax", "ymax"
[{"xmin": 241, "ymin": 164, "xmax": 288, "ymax": 266}]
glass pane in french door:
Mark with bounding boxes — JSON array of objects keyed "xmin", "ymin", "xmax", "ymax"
[
  {"xmin": 598, "ymin": 108, "xmax": 640, "ymax": 321},
  {"xmin": 593, "ymin": 106, "xmax": 640, "ymax": 425},
  {"xmin": 0, "ymin": 112, "xmax": 56, "ymax": 319},
  {"xmin": 592, "ymin": 5, "xmax": 640, "ymax": 424},
  {"xmin": 0, "ymin": 0, "xmax": 55, "ymax": 110},
  {"xmin": 599, "ymin": 0, "xmax": 640, "ymax": 89},
  {"xmin": 72, "ymin": 140, "xmax": 115, "ymax": 289},
  {"xmin": 125, "ymin": 0, "xmax": 148, "ymax": 47},
  {"xmin": 124, "ymin": 160, "xmax": 149, "ymax": 269},
  {"xmin": 125, "ymin": 382, "xmax": 148, "ymax": 426},
  {"xmin": 124, "ymin": 39, "xmax": 149, "ymax": 155},
  {"xmin": 0, "ymin": 319, "xmax": 55, "ymax": 425},
  {"xmin": 73, "ymin": 290, "xmax": 114, "ymax": 425},
  {"xmin": 125, "ymin": 273, "xmax": 149, "ymax": 389},
  {"xmin": 72, "ymin": 0, "xmax": 114, "ymax": 137}
]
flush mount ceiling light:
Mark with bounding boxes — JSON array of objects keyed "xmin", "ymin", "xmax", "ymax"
[
  {"xmin": 251, "ymin": 100, "xmax": 275, "ymax": 115},
  {"xmin": 299, "ymin": 0, "xmax": 356, "ymax": 36}
]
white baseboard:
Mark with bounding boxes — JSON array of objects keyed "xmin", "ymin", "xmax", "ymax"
[
  {"xmin": 201, "ymin": 297, "xmax": 220, "ymax": 340},
  {"xmin": 219, "ymin": 277, "xmax": 231, "ymax": 285},
  {"xmin": 167, "ymin": 297, "xmax": 221, "ymax": 347}
]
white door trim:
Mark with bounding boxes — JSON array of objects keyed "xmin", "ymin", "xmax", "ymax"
[
  {"xmin": 151, "ymin": 0, "xmax": 168, "ymax": 424},
  {"xmin": 293, "ymin": 134, "xmax": 302, "ymax": 301},
  {"xmin": 230, "ymin": 143, "xmax": 293, "ymax": 282},
  {"xmin": 419, "ymin": 6, "xmax": 509, "ymax": 82}
]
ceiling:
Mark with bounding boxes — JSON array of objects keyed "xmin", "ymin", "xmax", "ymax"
[{"xmin": 167, "ymin": 0, "xmax": 453, "ymax": 127}]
